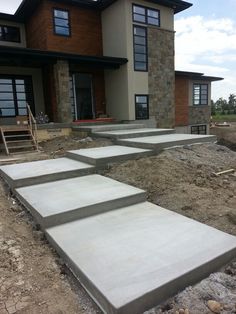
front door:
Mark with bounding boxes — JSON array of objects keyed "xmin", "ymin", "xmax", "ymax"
[{"xmin": 70, "ymin": 73, "xmax": 94, "ymax": 120}]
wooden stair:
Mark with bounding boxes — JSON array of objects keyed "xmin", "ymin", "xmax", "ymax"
[{"xmin": 0, "ymin": 127, "xmax": 38, "ymax": 155}]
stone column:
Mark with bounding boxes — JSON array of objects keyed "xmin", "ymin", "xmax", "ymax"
[
  {"xmin": 54, "ymin": 60, "xmax": 72, "ymax": 123},
  {"xmin": 148, "ymin": 28, "xmax": 175, "ymax": 128}
]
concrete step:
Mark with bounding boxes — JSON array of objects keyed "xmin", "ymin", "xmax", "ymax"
[
  {"xmin": 46, "ymin": 201, "xmax": 236, "ymax": 314},
  {"xmin": 75, "ymin": 123, "xmax": 145, "ymax": 133},
  {"xmin": 117, "ymin": 134, "xmax": 217, "ymax": 150},
  {"xmin": 15, "ymin": 175, "xmax": 146, "ymax": 228},
  {"xmin": 0, "ymin": 158, "xmax": 95, "ymax": 188},
  {"xmin": 93, "ymin": 128, "xmax": 175, "ymax": 140},
  {"xmin": 67, "ymin": 145, "xmax": 153, "ymax": 167}
]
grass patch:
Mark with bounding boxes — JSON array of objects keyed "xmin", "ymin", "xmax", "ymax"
[{"xmin": 212, "ymin": 114, "xmax": 236, "ymax": 122}]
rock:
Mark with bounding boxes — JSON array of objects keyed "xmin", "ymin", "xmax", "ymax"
[
  {"xmin": 227, "ymin": 211, "xmax": 236, "ymax": 224},
  {"xmin": 179, "ymin": 309, "xmax": 185, "ymax": 314},
  {"xmin": 207, "ymin": 300, "xmax": 222, "ymax": 313}
]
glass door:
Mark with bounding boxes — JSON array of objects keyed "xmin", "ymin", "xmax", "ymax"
[{"xmin": 70, "ymin": 73, "xmax": 94, "ymax": 120}]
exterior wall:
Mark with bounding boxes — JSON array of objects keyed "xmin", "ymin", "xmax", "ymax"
[
  {"xmin": 175, "ymin": 76, "xmax": 211, "ymax": 134},
  {"xmin": 0, "ymin": 20, "xmax": 26, "ymax": 48},
  {"xmin": 26, "ymin": 0, "xmax": 103, "ymax": 55},
  {"xmin": 102, "ymin": 0, "xmax": 175, "ymax": 125},
  {"xmin": 0, "ymin": 66, "xmax": 45, "ymax": 114},
  {"xmin": 175, "ymin": 76, "xmax": 189, "ymax": 126},
  {"xmin": 148, "ymin": 28, "xmax": 175, "ymax": 128}
]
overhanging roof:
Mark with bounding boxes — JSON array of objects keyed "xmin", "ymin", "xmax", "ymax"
[
  {"xmin": 0, "ymin": 46, "xmax": 127, "ymax": 69},
  {"xmin": 175, "ymin": 71, "xmax": 224, "ymax": 82},
  {"xmin": 0, "ymin": 0, "xmax": 192, "ymax": 22}
]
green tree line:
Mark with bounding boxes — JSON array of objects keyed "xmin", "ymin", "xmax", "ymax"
[{"xmin": 211, "ymin": 94, "xmax": 236, "ymax": 115}]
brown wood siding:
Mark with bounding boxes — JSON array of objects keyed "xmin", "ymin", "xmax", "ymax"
[
  {"xmin": 25, "ymin": 0, "xmax": 103, "ymax": 56},
  {"xmin": 175, "ymin": 76, "xmax": 189, "ymax": 126}
]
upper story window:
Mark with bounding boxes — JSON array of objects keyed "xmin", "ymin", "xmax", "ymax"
[
  {"xmin": 193, "ymin": 84, "xmax": 208, "ymax": 106},
  {"xmin": 133, "ymin": 25, "xmax": 147, "ymax": 71},
  {"xmin": 133, "ymin": 4, "xmax": 160, "ymax": 27},
  {"xmin": 0, "ymin": 25, "xmax": 21, "ymax": 43},
  {"xmin": 53, "ymin": 9, "xmax": 70, "ymax": 36}
]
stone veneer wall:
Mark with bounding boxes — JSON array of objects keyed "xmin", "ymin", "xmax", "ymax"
[
  {"xmin": 54, "ymin": 60, "xmax": 72, "ymax": 123},
  {"xmin": 148, "ymin": 28, "xmax": 175, "ymax": 128},
  {"xmin": 189, "ymin": 106, "xmax": 211, "ymax": 125}
]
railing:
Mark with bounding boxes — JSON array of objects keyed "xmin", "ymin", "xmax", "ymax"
[{"xmin": 27, "ymin": 104, "xmax": 39, "ymax": 151}]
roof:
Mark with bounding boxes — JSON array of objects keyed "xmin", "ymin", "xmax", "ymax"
[
  {"xmin": 175, "ymin": 71, "xmax": 224, "ymax": 82},
  {"xmin": 0, "ymin": 46, "xmax": 128, "ymax": 69},
  {"xmin": 0, "ymin": 0, "xmax": 192, "ymax": 22}
]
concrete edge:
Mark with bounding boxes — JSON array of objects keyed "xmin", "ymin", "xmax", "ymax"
[
  {"xmin": 92, "ymin": 130, "xmax": 175, "ymax": 140},
  {"xmin": 0, "ymin": 166, "xmax": 95, "ymax": 188}
]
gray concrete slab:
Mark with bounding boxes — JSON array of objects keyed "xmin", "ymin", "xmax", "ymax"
[
  {"xmin": 67, "ymin": 145, "xmax": 153, "ymax": 166},
  {"xmin": 15, "ymin": 175, "xmax": 146, "ymax": 228},
  {"xmin": 46, "ymin": 201, "xmax": 236, "ymax": 314},
  {"xmin": 0, "ymin": 158, "xmax": 95, "ymax": 188},
  {"xmin": 77, "ymin": 123, "xmax": 145, "ymax": 133},
  {"xmin": 92, "ymin": 128, "xmax": 175, "ymax": 139},
  {"xmin": 117, "ymin": 134, "xmax": 217, "ymax": 150}
]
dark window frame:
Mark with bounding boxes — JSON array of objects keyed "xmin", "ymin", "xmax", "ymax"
[
  {"xmin": 0, "ymin": 75, "xmax": 35, "ymax": 118},
  {"xmin": 135, "ymin": 94, "xmax": 149, "ymax": 120},
  {"xmin": 53, "ymin": 8, "xmax": 71, "ymax": 37},
  {"xmin": 0, "ymin": 24, "xmax": 21, "ymax": 43},
  {"xmin": 133, "ymin": 25, "xmax": 148, "ymax": 72},
  {"xmin": 193, "ymin": 83, "xmax": 209, "ymax": 106},
  {"xmin": 191, "ymin": 125, "xmax": 207, "ymax": 135},
  {"xmin": 132, "ymin": 4, "xmax": 160, "ymax": 27}
]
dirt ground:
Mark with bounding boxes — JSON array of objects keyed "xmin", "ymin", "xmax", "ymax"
[
  {"xmin": 0, "ymin": 134, "xmax": 236, "ymax": 314},
  {"xmin": 211, "ymin": 122, "xmax": 236, "ymax": 152}
]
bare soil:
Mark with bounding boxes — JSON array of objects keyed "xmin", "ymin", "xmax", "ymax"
[
  {"xmin": 211, "ymin": 122, "xmax": 236, "ymax": 151},
  {"xmin": 0, "ymin": 135, "xmax": 236, "ymax": 314}
]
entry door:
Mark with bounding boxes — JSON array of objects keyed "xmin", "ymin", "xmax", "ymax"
[
  {"xmin": 70, "ymin": 73, "xmax": 94, "ymax": 120},
  {"xmin": 0, "ymin": 76, "xmax": 35, "ymax": 117}
]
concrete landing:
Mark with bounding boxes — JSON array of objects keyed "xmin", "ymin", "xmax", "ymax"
[
  {"xmin": 46, "ymin": 202, "xmax": 236, "ymax": 314},
  {"xmin": 117, "ymin": 134, "xmax": 217, "ymax": 150},
  {"xmin": 0, "ymin": 158, "xmax": 94, "ymax": 188},
  {"xmin": 77, "ymin": 123, "xmax": 145, "ymax": 133},
  {"xmin": 67, "ymin": 145, "xmax": 153, "ymax": 167},
  {"xmin": 93, "ymin": 128, "xmax": 175, "ymax": 139},
  {"xmin": 15, "ymin": 175, "xmax": 146, "ymax": 228}
]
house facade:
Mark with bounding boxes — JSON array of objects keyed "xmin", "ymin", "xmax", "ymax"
[
  {"xmin": 0, "ymin": 0, "xmax": 192, "ymax": 129},
  {"xmin": 175, "ymin": 71, "xmax": 223, "ymax": 135}
]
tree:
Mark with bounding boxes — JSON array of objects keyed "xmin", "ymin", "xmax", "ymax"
[
  {"xmin": 228, "ymin": 94, "xmax": 236, "ymax": 114},
  {"xmin": 215, "ymin": 97, "xmax": 228, "ymax": 114}
]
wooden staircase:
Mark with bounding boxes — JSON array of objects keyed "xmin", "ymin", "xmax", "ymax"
[{"xmin": 0, "ymin": 105, "xmax": 39, "ymax": 155}]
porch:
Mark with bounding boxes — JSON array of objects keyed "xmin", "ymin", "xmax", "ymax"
[{"xmin": 0, "ymin": 46, "xmax": 127, "ymax": 128}]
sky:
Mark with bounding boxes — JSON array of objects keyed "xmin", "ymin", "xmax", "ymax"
[{"xmin": 0, "ymin": 0, "xmax": 235, "ymax": 101}]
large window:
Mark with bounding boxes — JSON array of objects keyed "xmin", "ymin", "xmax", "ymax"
[
  {"xmin": 135, "ymin": 95, "xmax": 149, "ymax": 119},
  {"xmin": 193, "ymin": 84, "xmax": 208, "ymax": 106},
  {"xmin": 191, "ymin": 125, "xmax": 207, "ymax": 135},
  {"xmin": 0, "ymin": 25, "xmax": 21, "ymax": 43},
  {"xmin": 133, "ymin": 4, "xmax": 160, "ymax": 27},
  {"xmin": 53, "ymin": 9, "xmax": 70, "ymax": 36},
  {"xmin": 0, "ymin": 76, "xmax": 34, "ymax": 117},
  {"xmin": 133, "ymin": 26, "xmax": 147, "ymax": 71}
]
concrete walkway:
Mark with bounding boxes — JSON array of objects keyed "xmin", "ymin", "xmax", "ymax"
[{"xmin": 0, "ymin": 127, "xmax": 235, "ymax": 314}]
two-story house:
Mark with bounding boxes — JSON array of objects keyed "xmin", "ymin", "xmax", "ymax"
[{"xmin": 0, "ymin": 0, "xmax": 193, "ymax": 131}]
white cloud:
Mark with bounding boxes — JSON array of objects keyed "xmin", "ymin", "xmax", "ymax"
[{"xmin": 175, "ymin": 15, "xmax": 236, "ymax": 100}]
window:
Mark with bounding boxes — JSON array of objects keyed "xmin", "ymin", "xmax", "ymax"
[
  {"xmin": 133, "ymin": 4, "xmax": 160, "ymax": 27},
  {"xmin": 191, "ymin": 125, "xmax": 207, "ymax": 135},
  {"xmin": 133, "ymin": 26, "xmax": 147, "ymax": 71},
  {"xmin": 0, "ymin": 25, "xmax": 20, "ymax": 43},
  {"xmin": 53, "ymin": 9, "xmax": 70, "ymax": 36},
  {"xmin": 135, "ymin": 95, "xmax": 149, "ymax": 119},
  {"xmin": 0, "ymin": 76, "xmax": 34, "ymax": 117},
  {"xmin": 193, "ymin": 84, "xmax": 208, "ymax": 106}
]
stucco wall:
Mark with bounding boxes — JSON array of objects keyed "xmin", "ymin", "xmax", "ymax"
[
  {"xmin": 0, "ymin": 66, "xmax": 45, "ymax": 114},
  {"xmin": 102, "ymin": 0, "xmax": 175, "ymax": 122},
  {"xmin": 0, "ymin": 20, "xmax": 26, "ymax": 48}
]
